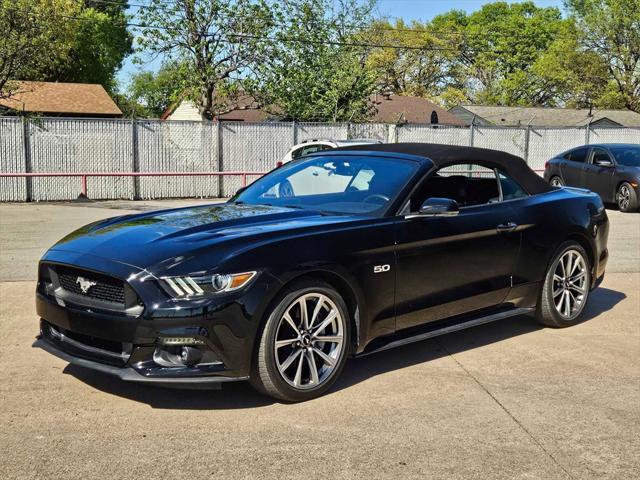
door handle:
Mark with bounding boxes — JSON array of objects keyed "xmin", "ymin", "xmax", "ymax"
[{"xmin": 497, "ymin": 222, "xmax": 518, "ymax": 233}]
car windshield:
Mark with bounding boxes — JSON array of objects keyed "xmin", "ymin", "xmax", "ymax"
[
  {"xmin": 233, "ymin": 155, "xmax": 418, "ymax": 215},
  {"xmin": 610, "ymin": 146, "xmax": 640, "ymax": 167}
]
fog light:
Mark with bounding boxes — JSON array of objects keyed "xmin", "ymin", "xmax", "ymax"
[
  {"xmin": 179, "ymin": 346, "xmax": 202, "ymax": 366},
  {"xmin": 157, "ymin": 336, "xmax": 205, "ymax": 346}
]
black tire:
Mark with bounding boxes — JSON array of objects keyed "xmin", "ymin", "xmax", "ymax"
[
  {"xmin": 536, "ymin": 241, "xmax": 591, "ymax": 328},
  {"xmin": 549, "ymin": 175, "xmax": 564, "ymax": 187},
  {"xmin": 250, "ymin": 280, "xmax": 351, "ymax": 402},
  {"xmin": 616, "ymin": 182, "xmax": 638, "ymax": 212}
]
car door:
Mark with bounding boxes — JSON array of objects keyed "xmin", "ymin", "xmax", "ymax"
[
  {"xmin": 393, "ymin": 166, "xmax": 521, "ymax": 331},
  {"xmin": 583, "ymin": 147, "xmax": 616, "ymax": 202},
  {"xmin": 561, "ymin": 146, "xmax": 590, "ymax": 186}
]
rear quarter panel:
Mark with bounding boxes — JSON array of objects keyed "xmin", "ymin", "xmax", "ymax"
[
  {"xmin": 508, "ymin": 188, "xmax": 607, "ymax": 302},
  {"xmin": 543, "ymin": 158, "xmax": 563, "ymax": 182}
]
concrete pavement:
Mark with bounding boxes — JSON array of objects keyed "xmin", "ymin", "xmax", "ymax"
[{"xmin": 0, "ymin": 200, "xmax": 638, "ymax": 479}]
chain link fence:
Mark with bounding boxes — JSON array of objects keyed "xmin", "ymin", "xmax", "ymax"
[{"xmin": 1, "ymin": 117, "xmax": 638, "ymax": 201}]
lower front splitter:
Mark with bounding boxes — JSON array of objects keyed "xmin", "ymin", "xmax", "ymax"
[{"xmin": 33, "ymin": 337, "xmax": 249, "ymax": 390}]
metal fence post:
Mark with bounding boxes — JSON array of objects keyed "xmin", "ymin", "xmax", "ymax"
[
  {"xmin": 292, "ymin": 121, "xmax": 298, "ymax": 145},
  {"xmin": 469, "ymin": 122, "xmax": 475, "ymax": 147},
  {"xmin": 388, "ymin": 124, "xmax": 398, "ymax": 143},
  {"xmin": 585, "ymin": 124, "xmax": 591, "ymax": 145},
  {"xmin": 21, "ymin": 116, "xmax": 32, "ymax": 201},
  {"xmin": 524, "ymin": 125, "xmax": 531, "ymax": 164},
  {"xmin": 217, "ymin": 121, "xmax": 223, "ymax": 197},
  {"xmin": 131, "ymin": 118, "xmax": 140, "ymax": 199}
]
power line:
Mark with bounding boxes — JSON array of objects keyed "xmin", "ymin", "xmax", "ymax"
[
  {"xmin": 5, "ymin": 2, "xmax": 572, "ymax": 54},
  {"xmin": 84, "ymin": 0, "xmax": 560, "ymax": 42},
  {"xmin": 54, "ymin": 12, "xmax": 511, "ymax": 54}
]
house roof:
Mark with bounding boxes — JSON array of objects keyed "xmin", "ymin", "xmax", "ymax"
[
  {"xmin": 369, "ymin": 94, "xmax": 465, "ymax": 125},
  {"xmin": 0, "ymin": 81, "xmax": 122, "ymax": 117},
  {"xmin": 451, "ymin": 105, "xmax": 640, "ymax": 127}
]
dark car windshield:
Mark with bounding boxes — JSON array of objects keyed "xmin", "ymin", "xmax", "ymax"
[
  {"xmin": 233, "ymin": 155, "xmax": 418, "ymax": 215},
  {"xmin": 610, "ymin": 146, "xmax": 640, "ymax": 167}
]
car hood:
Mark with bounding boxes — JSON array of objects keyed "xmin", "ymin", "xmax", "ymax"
[{"xmin": 47, "ymin": 203, "xmax": 357, "ymax": 275}]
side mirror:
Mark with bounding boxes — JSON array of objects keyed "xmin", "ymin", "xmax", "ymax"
[
  {"xmin": 595, "ymin": 159, "xmax": 614, "ymax": 168},
  {"xmin": 406, "ymin": 197, "xmax": 459, "ymax": 219}
]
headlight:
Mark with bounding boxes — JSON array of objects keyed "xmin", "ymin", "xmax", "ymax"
[{"xmin": 161, "ymin": 271, "xmax": 258, "ymax": 297}]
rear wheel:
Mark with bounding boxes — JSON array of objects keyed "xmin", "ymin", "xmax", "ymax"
[
  {"xmin": 617, "ymin": 182, "xmax": 638, "ymax": 212},
  {"xmin": 536, "ymin": 241, "xmax": 591, "ymax": 328},
  {"xmin": 251, "ymin": 280, "xmax": 350, "ymax": 402},
  {"xmin": 549, "ymin": 176, "xmax": 564, "ymax": 187}
]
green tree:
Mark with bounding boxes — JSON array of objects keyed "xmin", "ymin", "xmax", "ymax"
[
  {"xmin": 532, "ymin": 22, "xmax": 611, "ymax": 108},
  {"xmin": 364, "ymin": 19, "xmax": 460, "ymax": 100},
  {"xmin": 137, "ymin": 0, "xmax": 275, "ymax": 120},
  {"xmin": 565, "ymin": 0, "xmax": 640, "ymax": 112},
  {"xmin": 458, "ymin": 1, "xmax": 569, "ymax": 106},
  {"xmin": 53, "ymin": 1, "xmax": 133, "ymax": 91},
  {"xmin": 258, "ymin": 0, "xmax": 377, "ymax": 121},
  {"xmin": 127, "ymin": 62, "xmax": 189, "ymax": 117},
  {"xmin": 0, "ymin": 0, "xmax": 77, "ymax": 98},
  {"xmin": 0, "ymin": 0, "xmax": 132, "ymax": 98}
]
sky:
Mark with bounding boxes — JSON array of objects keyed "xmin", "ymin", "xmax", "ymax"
[{"xmin": 117, "ymin": 0, "xmax": 566, "ymax": 88}]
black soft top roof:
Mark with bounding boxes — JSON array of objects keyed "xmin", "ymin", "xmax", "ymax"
[{"xmin": 334, "ymin": 142, "xmax": 553, "ymax": 194}]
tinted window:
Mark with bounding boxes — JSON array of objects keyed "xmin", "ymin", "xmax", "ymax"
[
  {"xmin": 410, "ymin": 164, "xmax": 500, "ymax": 210},
  {"xmin": 610, "ymin": 146, "xmax": 640, "ymax": 167},
  {"xmin": 291, "ymin": 144, "xmax": 332, "ymax": 160},
  {"xmin": 499, "ymin": 172, "xmax": 528, "ymax": 200},
  {"xmin": 567, "ymin": 147, "xmax": 589, "ymax": 163},
  {"xmin": 235, "ymin": 156, "xmax": 417, "ymax": 215},
  {"xmin": 592, "ymin": 148, "xmax": 612, "ymax": 164}
]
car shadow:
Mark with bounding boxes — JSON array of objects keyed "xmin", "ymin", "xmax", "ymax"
[
  {"xmin": 62, "ymin": 287, "xmax": 626, "ymax": 409},
  {"xmin": 579, "ymin": 286, "xmax": 626, "ymax": 321}
]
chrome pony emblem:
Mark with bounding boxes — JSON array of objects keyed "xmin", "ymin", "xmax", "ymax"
[{"xmin": 76, "ymin": 276, "xmax": 97, "ymax": 294}]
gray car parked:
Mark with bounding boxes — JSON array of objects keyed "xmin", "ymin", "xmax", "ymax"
[{"xmin": 544, "ymin": 143, "xmax": 640, "ymax": 212}]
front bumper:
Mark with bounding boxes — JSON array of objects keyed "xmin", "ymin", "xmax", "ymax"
[
  {"xmin": 35, "ymin": 251, "xmax": 282, "ymax": 387},
  {"xmin": 33, "ymin": 334, "xmax": 247, "ymax": 389}
]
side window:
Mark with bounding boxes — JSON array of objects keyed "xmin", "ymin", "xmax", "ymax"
[
  {"xmin": 291, "ymin": 144, "xmax": 333, "ymax": 160},
  {"xmin": 591, "ymin": 148, "xmax": 611, "ymax": 164},
  {"xmin": 568, "ymin": 147, "xmax": 589, "ymax": 163},
  {"xmin": 290, "ymin": 146, "xmax": 305, "ymax": 161},
  {"xmin": 410, "ymin": 163, "xmax": 500, "ymax": 210},
  {"xmin": 498, "ymin": 172, "xmax": 528, "ymax": 200}
]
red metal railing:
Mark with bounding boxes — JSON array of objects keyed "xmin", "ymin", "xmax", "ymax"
[{"xmin": 0, "ymin": 171, "xmax": 267, "ymax": 198}]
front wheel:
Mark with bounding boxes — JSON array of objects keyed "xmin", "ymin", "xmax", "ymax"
[
  {"xmin": 617, "ymin": 182, "xmax": 638, "ymax": 212},
  {"xmin": 251, "ymin": 280, "xmax": 350, "ymax": 402},
  {"xmin": 549, "ymin": 176, "xmax": 564, "ymax": 187},
  {"xmin": 536, "ymin": 241, "xmax": 591, "ymax": 328}
]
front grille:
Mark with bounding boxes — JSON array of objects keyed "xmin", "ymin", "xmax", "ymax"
[
  {"xmin": 56, "ymin": 265, "xmax": 125, "ymax": 306},
  {"xmin": 41, "ymin": 321, "xmax": 130, "ymax": 367},
  {"xmin": 63, "ymin": 328, "xmax": 123, "ymax": 354}
]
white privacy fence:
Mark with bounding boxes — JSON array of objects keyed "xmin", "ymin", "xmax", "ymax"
[{"xmin": 1, "ymin": 116, "xmax": 638, "ymax": 201}]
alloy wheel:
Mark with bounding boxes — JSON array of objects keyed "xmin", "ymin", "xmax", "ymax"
[
  {"xmin": 618, "ymin": 185, "xmax": 631, "ymax": 210},
  {"xmin": 552, "ymin": 249, "xmax": 588, "ymax": 320},
  {"xmin": 274, "ymin": 293, "xmax": 345, "ymax": 390},
  {"xmin": 550, "ymin": 177, "xmax": 564, "ymax": 187}
]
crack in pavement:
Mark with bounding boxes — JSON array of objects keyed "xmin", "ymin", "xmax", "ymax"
[{"xmin": 435, "ymin": 337, "xmax": 576, "ymax": 480}]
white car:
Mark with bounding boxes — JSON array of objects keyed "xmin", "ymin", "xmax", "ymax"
[
  {"xmin": 272, "ymin": 139, "xmax": 382, "ymax": 198},
  {"xmin": 279, "ymin": 139, "xmax": 382, "ymax": 165}
]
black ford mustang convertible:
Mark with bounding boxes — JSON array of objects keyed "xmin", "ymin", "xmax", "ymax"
[{"xmin": 35, "ymin": 144, "xmax": 609, "ymax": 402}]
